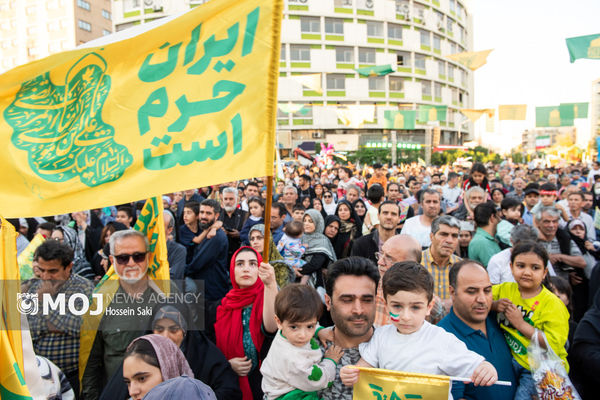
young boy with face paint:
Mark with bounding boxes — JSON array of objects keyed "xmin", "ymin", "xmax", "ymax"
[{"xmin": 340, "ymin": 262, "xmax": 498, "ymax": 399}]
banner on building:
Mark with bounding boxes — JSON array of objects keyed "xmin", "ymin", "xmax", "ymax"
[
  {"xmin": 445, "ymin": 49, "xmax": 493, "ymax": 70},
  {"xmin": 383, "ymin": 110, "xmax": 416, "ymax": 130},
  {"xmin": 536, "ymin": 106, "xmax": 574, "ymax": 127},
  {"xmin": 0, "ymin": 0, "xmax": 283, "ymax": 217},
  {"xmin": 417, "ymin": 105, "xmax": 447, "ymax": 123}
]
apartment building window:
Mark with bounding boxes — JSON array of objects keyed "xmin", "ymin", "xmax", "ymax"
[
  {"xmin": 433, "ymin": 35, "xmax": 441, "ymax": 52},
  {"xmin": 438, "ymin": 60, "xmax": 445, "ymax": 75},
  {"xmin": 396, "ymin": 51, "xmax": 409, "ymax": 66},
  {"xmin": 327, "ymin": 74, "xmax": 346, "ymax": 90},
  {"xmin": 448, "ymin": 65, "xmax": 454, "ymax": 80},
  {"xmin": 368, "ymin": 77, "xmax": 385, "ymax": 91},
  {"xmin": 366, "ymin": 21, "xmax": 383, "ymax": 38},
  {"xmin": 280, "ymin": 44, "xmax": 286, "ymax": 61},
  {"xmin": 413, "ymin": 3, "xmax": 425, "ymax": 22},
  {"xmin": 103, "ymin": 29, "xmax": 111, "ymax": 36},
  {"xmin": 78, "ymin": 20, "xmax": 91, "ymax": 31},
  {"xmin": 434, "ymin": 10, "xmax": 444, "ymax": 30},
  {"xmin": 334, "ymin": 0, "xmax": 353, "ymax": 8},
  {"xmin": 459, "ymin": 26, "xmax": 465, "ymax": 42},
  {"xmin": 414, "ymin": 54, "xmax": 426, "ymax": 70},
  {"xmin": 422, "ymin": 80, "xmax": 432, "ymax": 97},
  {"xmin": 290, "ymin": 45, "xmax": 310, "ymax": 61},
  {"xmin": 447, "ymin": 18, "xmax": 454, "ymax": 34},
  {"xmin": 102, "ymin": 9, "xmax": 111, "ymax": 20},
  {"xmin": 300, "ymin": 16, "xmax": 320, "ymax": 33},
  {"xmin": 389, "ymin": 76, "xmax": 403, "ymax": 92},
  {"xmin": 434, "ymin": 82, "xmax": 442, "ymax": 98},
  {"xmin": 388, "ymin": 23, "xmax": 403, "ymax": 40},
  {"xmin": 449, "ymin": 0, "xmax": 456, "ymax": 13},
  {"xmin": 77, "ymin": 0, "xmax": 90, "ymax": 11},
  {"xmin": 358, "ymin": 48, "xmax": 376, "ymax": 64},
  {"xmin": 325, "ymin": 18, "xmax": 343, "ymax": 35},
  {"xmin": 336, "ymin": 46, "xmax": 354, "ymax": 63},
  {"xmin": 420, "ymin": 30, "xmax": 430, "ymax": 47}
]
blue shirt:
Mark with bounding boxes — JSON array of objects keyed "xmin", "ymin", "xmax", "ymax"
[{"xmin": 438, "ymin": 309, "xmax": 517, "ymax": 400}]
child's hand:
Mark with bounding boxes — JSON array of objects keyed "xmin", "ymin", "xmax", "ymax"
[
  {"xmin": 495, "ymin": 298, "xmax": 512, "ymax": 313},
  {"xmin": 340, "ymin": 365, "xmax": 360, "ymax": 387},
  {"xmin": 504, "ymin": 303, "xmax": 525, "ymax": 327},
  {"xmin": 324, "ymin": 344, "xmax": 344, "ymax": 363},
  {"xmin": 317, "ymin": 327, "xmax": 334, "ymax": 347},
  {"xmin": 470, "ymin": 361, "xmax": 497, "ymax": 386}
]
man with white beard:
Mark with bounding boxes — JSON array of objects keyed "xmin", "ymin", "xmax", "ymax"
[
  {"xmin": 219, "ymin": 186, "xmax": 247, "ymax": 262},
  {"xmin": 82, "ymin": 230, "xmax": 188, "ymax": 400}
]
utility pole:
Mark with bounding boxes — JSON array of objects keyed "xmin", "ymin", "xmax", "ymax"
[{"xmin": 391, "ymin": 130, "xmax": 397, "ymax": 165}]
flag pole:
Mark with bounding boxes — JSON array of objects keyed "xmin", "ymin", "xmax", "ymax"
[{"xmin": 262, "ymin": 175, "xmax": 274, "ymax": 261}]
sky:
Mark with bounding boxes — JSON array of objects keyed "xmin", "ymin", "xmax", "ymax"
[{"xmin": 467, "ymin": 0, "xmax": 600, "ymax": 152}]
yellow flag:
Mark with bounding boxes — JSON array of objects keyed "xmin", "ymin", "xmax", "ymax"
[
  {"xmin": 0, "ymin": 0, "xmax": 283, "ymax": 218},
  {"xmin": 289, "ymin": 73, "xmax": 323, "ymax": 94},
  {"xmin": 17, "ymin": 233, "xmax": 45, "ymax": 281},
  {"xmin": 0, "ymin": 217, "xmax": 32, "ymax": 399},
  {"xmin": 460, "ymin": 108, "xmax": 494, "ymax": 122},
  {"xmin": 353, "ymin": 367, "xmax": 450, "ymax": 400},
  {"xmin": 446, "ymin": 49, "xmax": 493, "ymax": 70},
  {"xmin": 79, "ymin": 197, "xmax": 170, "ymax": 381},
  {"xmin": 498, "ymin": 104, "xmax": 527, "ymax": 120}
]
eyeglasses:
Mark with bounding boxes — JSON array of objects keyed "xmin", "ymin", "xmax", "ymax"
[
  {"xmin": 114, "ymin": 252, "xmax": 147, "ymax": 265},
  {"xmin": 324, "ymin": 194, "xmax": 332, "ymax": 198},
  {"xmin": 375, "ymin": 252, "xmax": 394, "ymax": 265}
]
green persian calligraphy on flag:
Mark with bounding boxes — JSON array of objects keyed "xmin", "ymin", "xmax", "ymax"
[
  {"xmin": 384, "ymin": 110, "xmax": 416, "ymax": 129},
  {"xmin": 565, "ymin": 34, "xmax": 600, "ymax": 63}
]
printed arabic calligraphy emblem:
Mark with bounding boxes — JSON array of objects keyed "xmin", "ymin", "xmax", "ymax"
[{"xmin": 5, "ymin": 52, "xmax": 132, "ymax": 187}]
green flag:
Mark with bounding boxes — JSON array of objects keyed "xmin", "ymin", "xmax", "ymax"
[
  {"xmin": 355, "ymin": 64, "xmax": 395, "ymax": 77},
  {"xmin": 559, "ymin": 102, "xmax": 589, "ymax": 119},
  {"xmin": 536, "ymin": 106, "xmax": 573, "ymax": 127},
  {"xmin": 384, "ymin": 110, "xmax": 416, "ymax": 129},
  {"xmin": 565, "ymin": 33, "xmax": 600, "ymax": 63},
  {"xmin": 417, "ymin": 105, "xmax": 447, "ymax": 122}
]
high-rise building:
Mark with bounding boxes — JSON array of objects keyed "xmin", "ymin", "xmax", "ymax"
[
  {"xmin": 0, "ymin": 0, "xmax": 113, "ymax": 73},
  {"xmin": 111, "ymin": 0, "xmax": 474, "ymax": 154},
  {"xmin": 592, "ymin": 78, "xmax": 600, "ymax": 144}
]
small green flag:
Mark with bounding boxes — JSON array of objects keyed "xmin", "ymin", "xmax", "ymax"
[
  {"xmin": 536, "ymin": 106, "xmax": 573, "ymax": 127},
  {"xmin": 417, "ymin": 105, "xmax": 447, "ymax": 122},
  {"xmin": 355, "ymin": 64, "xmax": 395, "ymax": 77},
  {"xmin": 559, "ymin": 102, "xmax": 588, "ymax": 119},
  {"xmin": 565, "ymin": 33, "xmax": 600, "ymax": 63},
  {"xmin": 384, "ymin": 110, "xmax": 416, "ymax": 129}
]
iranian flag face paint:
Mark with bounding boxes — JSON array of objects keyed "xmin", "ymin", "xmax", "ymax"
[{"xmin": 389, "ymin": 311, "xmax": 400, "ymax": 322}]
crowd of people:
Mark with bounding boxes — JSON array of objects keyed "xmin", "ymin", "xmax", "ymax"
[{"xmin": 9, "ymin": 159, "xmax": 600, "ymax": 399}]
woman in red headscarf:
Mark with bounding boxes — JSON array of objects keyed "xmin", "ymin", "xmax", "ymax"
[{"xmin": 213, "ymin": 246, "xmax": 278, "ymax": 400}]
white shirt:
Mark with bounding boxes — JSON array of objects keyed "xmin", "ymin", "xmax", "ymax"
[
  {"xmin": 400, "ymin": 216, "xmax": 432, "ymax": 248},
  {"xmin": 442, "ymin": 185, "xmax": 462, "ymax": 206},
  {"xmin": 261, "ymin": 333, "xmax": 337, "ymax": 399},
  {"xmin": 360, "ymin": 323, "xmax": 484, "ymax": 400},
  {"xmin": 488, "ymin": 248, "xmax": 556, "ymax": 285}
]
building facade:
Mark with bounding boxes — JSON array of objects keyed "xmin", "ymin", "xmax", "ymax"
[
  {"xmin": 112, "ymin": 0, "xmax": 474, "ymax": 156},
  {"xmin": 278, "ymin": 0, "xmax": 474, "ymax": 153},
  {"xmin": 0, "ymin": 0, "xmax": 113, "ymax": 73}
]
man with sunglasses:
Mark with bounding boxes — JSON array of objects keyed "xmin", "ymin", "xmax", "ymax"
[{"xmin": 82, "ymin": 229, "xmax": 188, "ymax": 400}]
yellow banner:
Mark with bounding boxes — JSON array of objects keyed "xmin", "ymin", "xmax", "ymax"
[
  {"xmin": 17, "ymin": 233, "xmax": 45, "ymax": 281},
  {"xmin": 0, "ymin": 0, "xmax": 283, "ymax": 218},
  {"xmin": 446, "ymin": 49, "xmax": 493, "ymax": 71},
  {"xmin": 0, "ymin": 217, "xmax": 32, "ymax": 399},
  {"xmin": 79, "ymin": 197, "xmax": 170, "ymax": 380},
  {"xmin": 460, "ymin": 108, "xmax": 495, "ymax": 123},
  {"xmin": 353, "ymin": 367, "xmax": 450, "ymax": 400},
  {"xmin": 498, "ymin": 104, "xmax": 527, "ymax": 120}
]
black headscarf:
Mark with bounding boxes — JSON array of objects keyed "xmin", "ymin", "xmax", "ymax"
[
  {"xmin": 324, "ymin": 215, "xmax": 342, "ymax": 257},
  {"xmin": 334, "ymin": 200, "xmax": 363, "ymax": 258},
  {"xmin": 352, "ymin": 198, "xmax": 368, "ymax": 220}
]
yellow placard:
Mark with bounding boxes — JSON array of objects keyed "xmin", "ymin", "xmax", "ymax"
[
  {"xmin": 446, "ymin": 49, "xmax": 493, "ymax": 71},
  {"xmin": 0, "ymin": 0, "xmax": 283, "ymax": 217},
  {"xmin": 353, "ymin": 367, "xmax": 450, "ymax": 400}
]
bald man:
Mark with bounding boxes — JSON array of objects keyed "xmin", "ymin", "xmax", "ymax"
[{"xmin": 374, "ymin": 234, "xmax": 422, "ymax": 327}]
